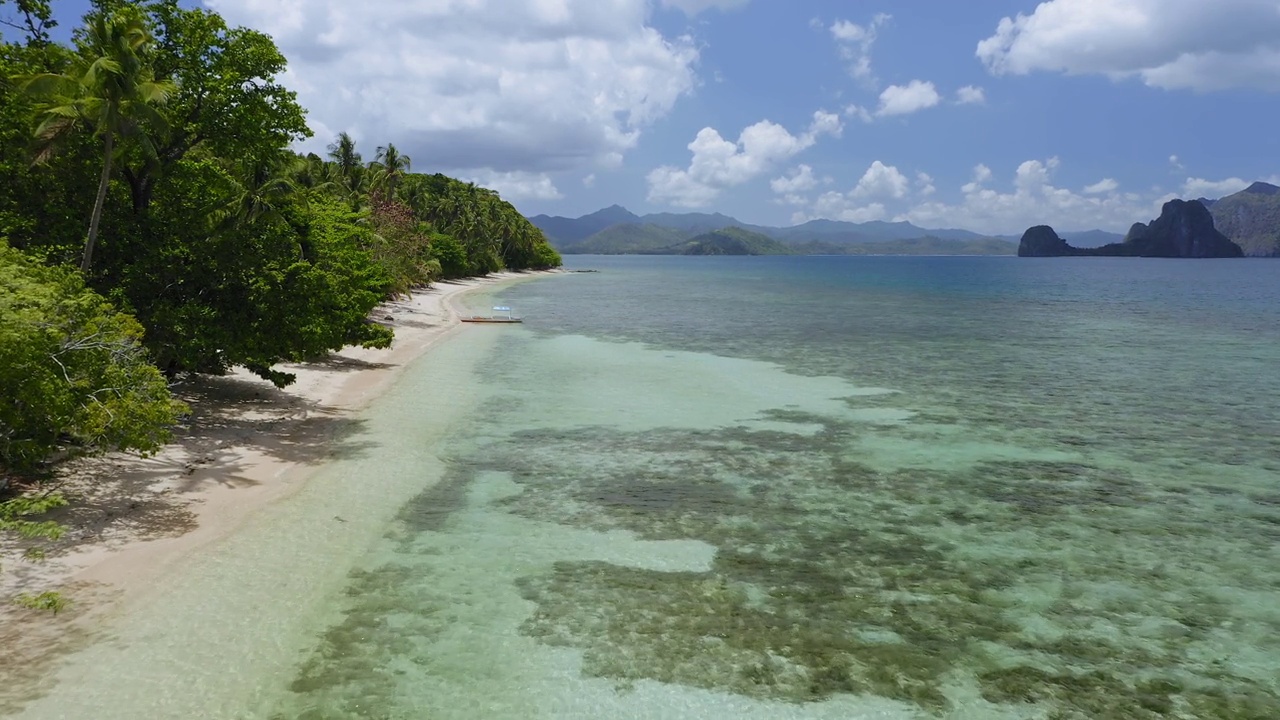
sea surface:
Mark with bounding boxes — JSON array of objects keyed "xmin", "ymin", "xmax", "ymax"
[{"xmin": 13, "ymin": 255, "xmax": 1280, "ymax": 719}]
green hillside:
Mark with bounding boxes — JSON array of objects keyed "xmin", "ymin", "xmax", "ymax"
[
  {"xmin": 791, "ymin": 236, "xmax": 1017, "ymax": 256},
  {"xmin": 656, "ymin": 227, "xmax": 794, "ymax": 256},
  {"xmin": 564, "ymin": 223, "xmax": 689, "ymax": 254}
]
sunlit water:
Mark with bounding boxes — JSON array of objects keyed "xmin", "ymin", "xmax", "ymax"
[{"xmin": 12, "ymin": 256, "xmax": 1280, "ymax": 719}]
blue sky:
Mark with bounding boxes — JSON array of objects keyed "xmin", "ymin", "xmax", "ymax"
[{"xmin": 29, "ymin": 0, "xmax": 1280, "ymax": 232}]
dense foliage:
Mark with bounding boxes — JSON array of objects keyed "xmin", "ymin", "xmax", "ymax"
[
  {"xmin": 0, "ymin": 240, "xmax": 181, "ymax": 473},
  {"xmin": 0, "ymin": 0, "xmax": 559, "ymax": 557}
]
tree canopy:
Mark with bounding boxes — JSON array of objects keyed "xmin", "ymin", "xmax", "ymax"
[{"xmin": 0, "ymin": 0, "xmax": 560, "ymax": 562}]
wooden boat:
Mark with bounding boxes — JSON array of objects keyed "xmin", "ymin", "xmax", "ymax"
[
  {"xmin": 461, "ymin": 316, "xmax": 523, "ymax": 324},
  {"xmin": 461, "ymin": 305, "xmax": 523, "ymax": 324}
]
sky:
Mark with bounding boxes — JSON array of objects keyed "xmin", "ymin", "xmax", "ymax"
[{"xmin": 30, "ymin": 0, "xmax": 1280, "ymax": 233}]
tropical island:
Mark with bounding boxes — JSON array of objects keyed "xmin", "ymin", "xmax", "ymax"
[
  {"xmin": 1018, "ymin": 199, "xmax": 1244, "ymax": 258},
  {"xmin": 0, "ymin": 0, "xmax": 558, "ymax": 612}
]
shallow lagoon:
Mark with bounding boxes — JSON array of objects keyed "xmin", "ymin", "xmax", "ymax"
[{"xmin": 15, "ymin": 256, "xmax": 1280, "ymax": 719}]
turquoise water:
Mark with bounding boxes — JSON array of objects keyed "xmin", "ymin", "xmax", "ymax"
[{"xmin": 14, "ymin": 256, "xmax": 1280, "ymax": 719}]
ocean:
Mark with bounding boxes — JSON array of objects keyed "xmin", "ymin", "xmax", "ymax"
[{"xmin": 14, "ymin": 255, "xmax": 1280, "ymax": 719}]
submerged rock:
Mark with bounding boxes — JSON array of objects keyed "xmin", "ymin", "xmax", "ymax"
[{"xmin": 1018, "ymin": 200, "xmax": 1244, "ymax": 258}]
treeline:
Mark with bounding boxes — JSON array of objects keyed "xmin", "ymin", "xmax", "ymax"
[{"xmin": 0, "ymin": 0, "xmax": 559, "ymax": 489}]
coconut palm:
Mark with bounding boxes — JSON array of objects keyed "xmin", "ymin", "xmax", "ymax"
[
  {"xmin": 325, "ymin": 131, "xmax": 367, "ymax": 201},
  {"xmin": 370, "ymin": 143, "xmax": 411, "ymax": 197},
  {"xmin": 24, "ymin": 8, "xmax": 173, "ymax": 273}
]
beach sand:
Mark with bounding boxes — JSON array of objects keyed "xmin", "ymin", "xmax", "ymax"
[{"xmin": 0, "ymin": 270, "xmax": 554, "ymax": 711}]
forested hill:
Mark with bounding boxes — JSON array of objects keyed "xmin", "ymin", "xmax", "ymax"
[{"xmin": 0, "ymin": 1, "xmax": 559, "ymax": 491}]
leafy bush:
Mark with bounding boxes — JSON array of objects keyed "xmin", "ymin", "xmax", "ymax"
[{"xmin": 0, "ymin": 241, "xmax": 182, "ymax": 474}]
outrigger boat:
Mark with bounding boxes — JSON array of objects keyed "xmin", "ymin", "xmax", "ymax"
[{"xmin": 461, "ymin": 305, "xmax": 523, "ymax": 324}]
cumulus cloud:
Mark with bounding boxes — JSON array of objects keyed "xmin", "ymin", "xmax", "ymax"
[
  {"xmin": 852, "ymin": 161, "xmax": 910, "ymax": 199},
  {"xmin": 647, "ymin": 111, "xmax": 843, "ymax": 207},
  {"xmin": 916, "ymin": 172, "xmax": 936, "ymax": 196},
  {"xmin": 956, "ymin": 85, "xmax": 986, "ymax": 105},
  {"xmin": 1084, "ymin": 178, "xmax": 1120, "ymax": 194},
  {"xmin": 786, "ymin": 160, "xmax": 909, "ymax": 223},
  {"xmin": 1169, "ymin": 155, "xmax": 1185, "ymax": 170},
  {"xmin": 829, "ymin": 14, "xmax": 890, "ymax": 86},
  {"xmin": 204, "ymin": 0, "xmax": 699, "ymax": 184},
  {"xmin": 803, "ymin": 195, "xmax": 887, "ymax": 224},
  {"xmin": 582, "ymin": 173, "xmax": 597, "ymax": 188},
  {"xmin": 771, "ymin": 165, "xmax": 819, "ymax": 194},
  {"xmin": 901, "ymin": 158, "xmax": 1153, "ymax": 234},
  {"xmin": 659, "ymin": 0, "xmax": 749, "ymax": 14},
  {"xmin": 459, "ymin": 170, "xmax": 564, "ymax": 200},
  {"xmin": 876, "ymin": 80, "xmax": 942, "ymax": 117},
  {"xmin": 1182, "ymin": 177, "xmax": 1250, "ymax": 198},
  {"xmin": 962, "ymin": 164, "xmax": 994, "ymax": 193},
  {"xmin": 976, "ymin": 0, "xmax": 1280, "ymax": 91}
]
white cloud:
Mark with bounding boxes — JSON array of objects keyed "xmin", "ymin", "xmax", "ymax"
[
  {"xmin": 788, "ymin": 159, "xmax": 1276, "ymax": 234},
  {"xmin": 829, "ymin": 14, "xmax": 890, "ymax": 86},
  {"xmin": 852, "ymin": 161, "xmax": 910, "ymax": 200},
  {"xmin": 582, "ymin": 173, "xmax": 597, "ymax": 188},
  {"xmin": 804, "ymin": 193, "xmax": 887, "ymax": 223},
  {"xmin": 1182, "ymin": 177, "xmax": 1250, "ymax": 198},
  {"xmin": 787, "ymin": 160, "xmax": 906, "ymax": 223},
  {"xmin": 916, "ymin": 172, "xmax": 936, "ymax": 196},
  {"xmin": 659, "ymin": 0, "xmax": 749, "ymax": 14},
  {"xmin": 647, "ymin": 111, "xmax": 843, "ymax": 207},
  {"xmin": 204, "ymin": 0, "xmax": 699, "ymax": 177},
  {"xmin": 1169, "ymin": 155, "xmax": 1185, "ymax": 170},
  {"xmin": 876, "ymin": 80, "xmax": 941, "ymax": 117},
  {"xmin": 843, "ymin": 104, "xmax": 873, "ymax": 123},
  {"xmin": 976, "ymin": 0, "xmax": 1280, "ymax": 91},
  {"xmin": 956, "ymin": 85, "xmax": 986, "ymax": 105},
  {"xmin": 962, "ymin": 163, "xmax": 994, "ymax": 193},
  {"xmin": 460, "ymin": 170, "xmax": 563, "ymax": 200},
  {"xmin": 1084, "ymin": 178, "xmax": 1119, "ymax": 194},
  {"xmin": 902, "ymin": 158, "xmax": 1152, "ymax": 234},
  {"xmin": 771, "ymin": 164, "xmax": 819, "ymax": 194}
]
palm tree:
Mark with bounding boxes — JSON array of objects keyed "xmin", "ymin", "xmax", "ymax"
[
  {"xmin": 326, "ymin": 132, "xmax": 365, "ymax": 200},
  {"xmin": 371, "ymin": 143, "xmax": 411, "ymax": 197},
  {"xmin": 214, "ymin": 156, "xmax": 302, "ymax": 230},
  {"xmin": 24, "ymin": 8, "xmax": 173, "ymax": 273}
]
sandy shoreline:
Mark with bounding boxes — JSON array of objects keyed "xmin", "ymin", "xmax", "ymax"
[{"xmin": 0, "ymin": 270, "xmax": 555, "ymax": 708}]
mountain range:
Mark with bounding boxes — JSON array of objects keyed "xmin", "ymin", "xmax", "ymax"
[
  {"xmin": 531, "ymin": 180, "xmax": 1280, "ymax": 256},
  {"xmin": 529, "ymin": 206, "xmax": 1121, "ymax": 256}
]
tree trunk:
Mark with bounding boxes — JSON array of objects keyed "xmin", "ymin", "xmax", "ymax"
[{"xmin": 82, "ymin": 129, "xmax": 114, "ymax": 274}]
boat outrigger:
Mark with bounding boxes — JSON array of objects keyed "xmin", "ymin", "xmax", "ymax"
[{"xmin": 461, "ymin": 305, "xmax": 523, "ymax": 324}]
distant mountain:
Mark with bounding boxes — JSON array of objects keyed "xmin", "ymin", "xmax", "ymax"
[
  {"xmin": 531, "ymin": 205, "xmax": 1143, "ymax": 255},
  {"xmin": 562, "ymin": 223, "xmax": 688, "ymax": 254},
  {"xmin": 792, "ymin": 236, "xmax": 1017, "ymax": 256},
  {"xmin": 639, "ymin": 211, "xmax": 741, "ymax": 234},
  {"xmin": 768, "ymin": 219, "xmax": 991, "ymax": 243},
  {"xmin": 1208, "ymin": 181, "xmax": 1280, "ymax": 257},
  {"xmin": 653, "ymin": 227, "xmax": 793, "ymax": 256},
  {"xmin": 529, "ymin": 204, "xmax": 639, "ymax": 245}
]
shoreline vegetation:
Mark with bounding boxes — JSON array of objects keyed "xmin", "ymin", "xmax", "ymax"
[{"xmin": 1, "ymin": 0, "xmax": 559, "ymax": 622}]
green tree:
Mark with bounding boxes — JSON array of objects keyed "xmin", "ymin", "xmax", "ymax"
[
  {"xmin": 0, "ymin": 0, "xmax": 57, "ymax": 47},
  {"xmin": 370, "ymin": 142, "xmax": 410, "ymax": 197},
  {"xmin": 118, "ymin": 0, "xmax": 309, "ymax": 214},
  {"xmin": 22, "ymin": 6, "xmax": 172, "ymax": 272},
  {"xmin": 0, "ymin": 240, "xmax": 182, "ymax": 474}
]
